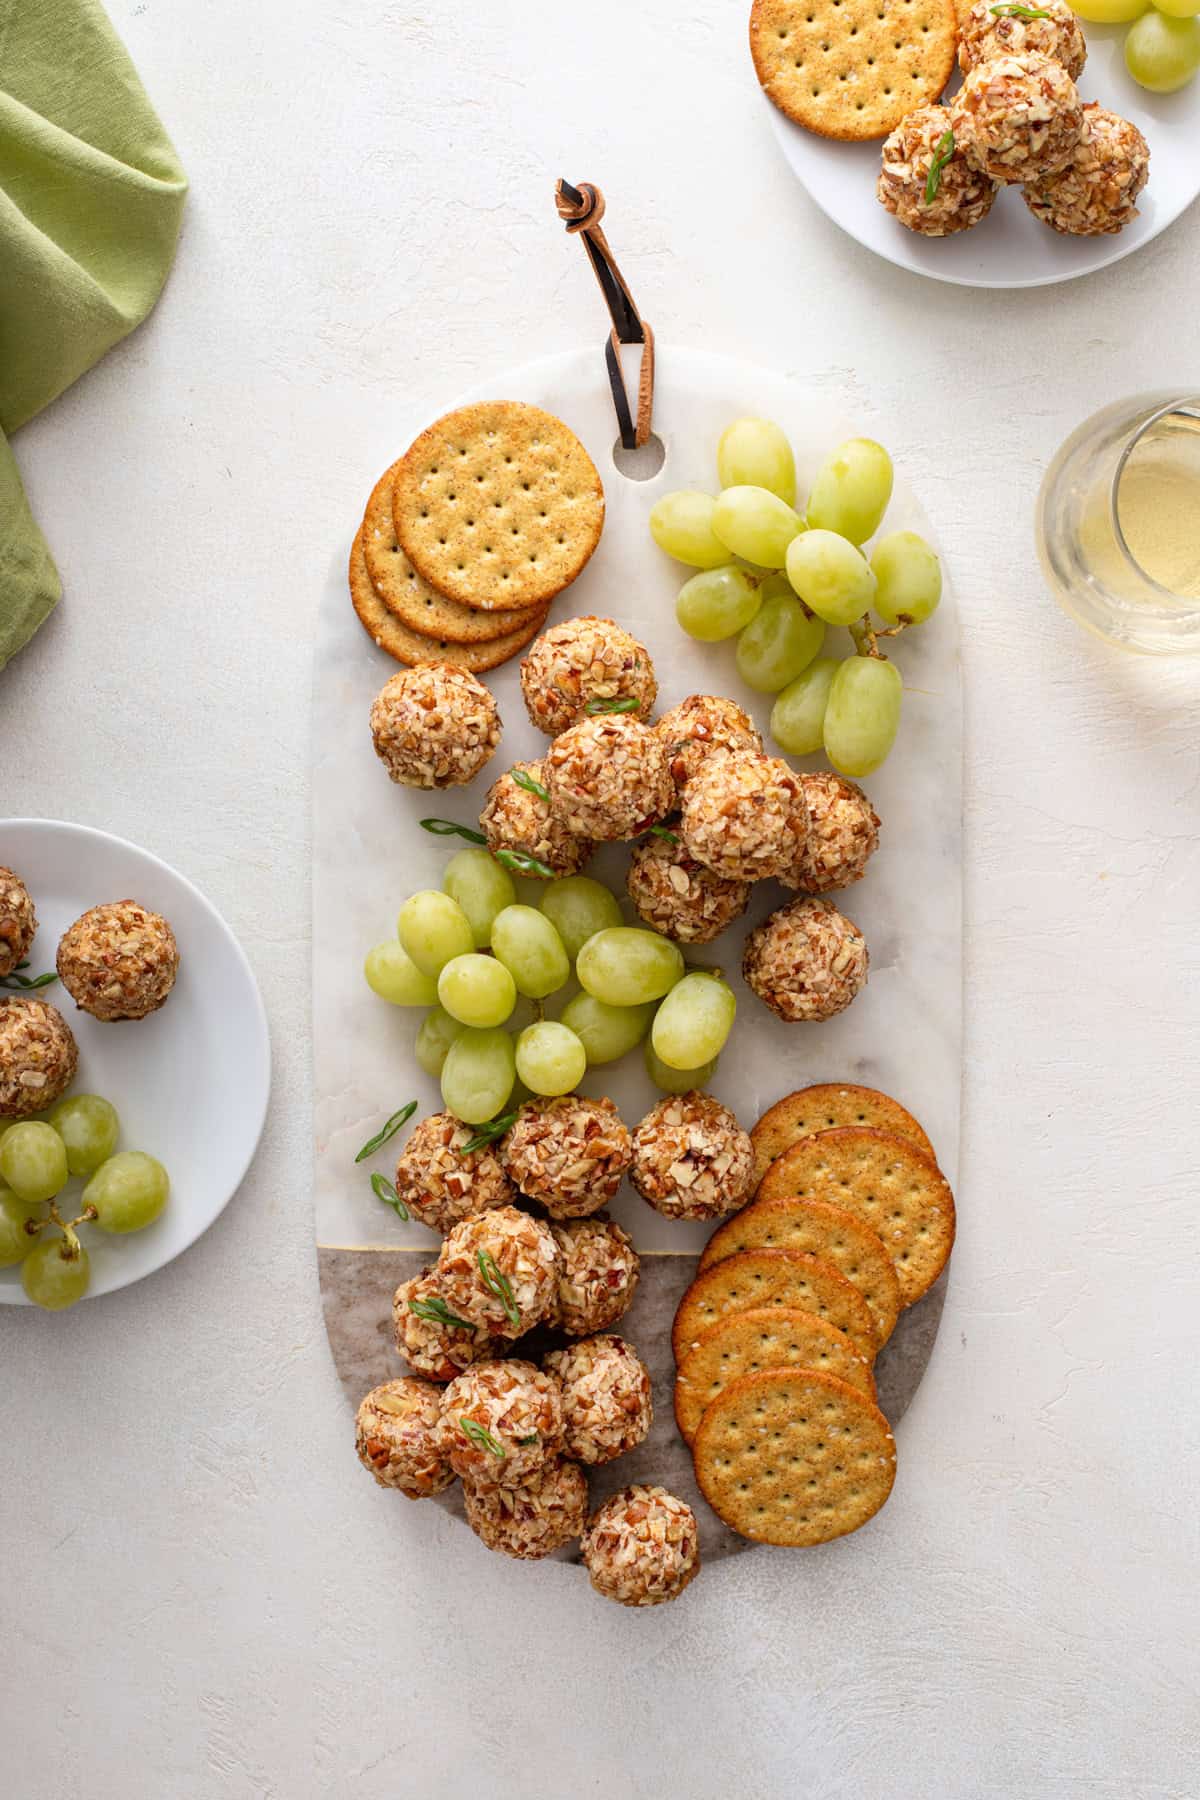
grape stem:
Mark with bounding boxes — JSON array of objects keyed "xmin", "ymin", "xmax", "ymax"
[{"xmin": 849, "ymin": 614, "xmax": 909, "ymax": 658}]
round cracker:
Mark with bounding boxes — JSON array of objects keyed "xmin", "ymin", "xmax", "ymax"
[
  {"xmin": 674, "ymin": 1305, "xmax": 875, "ymax": 1444},
  {"xmin": 348, "ymin": 530, "xmax": 545, "ymax": 672},
  {"xmin": 672, "ymin": 1247, "xmax": 877, "ymax": 1364},
  {"xmin": 392, "ymin": 402, "xmax": 605, "ymax": 611},
  {"xmin": 693, "ymin": 1367, "xmax": 896, "ymax": 1547},
  {"xmin": 751, "ymin": 1083, "xmax": 935, "ymax": 1188},
  {"xmin": 756, "ymin": 1127, "xmax": 955, "ymax": 1308},
  {"xmin": 698, "ymin": 1197, "xmax": 902, "ymax": 1348},
  {"xmin": 749, "ymin": 0, "xmax": 957, "ymax": 142},
  {"xmin": 362, "ymin": 462, "xmax": 544, "ymax": 644}
]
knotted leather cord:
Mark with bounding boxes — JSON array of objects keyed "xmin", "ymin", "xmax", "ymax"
[{"xmin": 555, "ymin": 180, "xmax": 655, "ymax": 450}]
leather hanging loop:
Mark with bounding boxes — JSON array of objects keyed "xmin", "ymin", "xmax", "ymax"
[{"xmin": 555, "ymin": 180, "xmax": 655, "ymax": 450}]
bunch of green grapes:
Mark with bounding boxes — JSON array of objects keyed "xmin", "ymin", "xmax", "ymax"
[
  {"xmin": 649, "ymin": 420, "xmax": 943, "ymax": 777},
  {"xmin": 0, "ymin": 1098, "xmax": 169, "ymax": 1311},
  {"xmin": 1068, "ymin": 0, "xmax": 1200, "ymax": 90}
]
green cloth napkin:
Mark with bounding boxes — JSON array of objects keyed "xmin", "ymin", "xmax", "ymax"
[{"xmin": 0, "ymin": 0, "xmax": 186, "ymax": 671}]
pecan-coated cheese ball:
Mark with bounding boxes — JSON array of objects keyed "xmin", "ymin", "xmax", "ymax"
[
  {"xmin": 679, "ymin": 749, "xmax": 808, "ymax": 884},
  {"xmin": 581, "ymin": 1485, "xmax": 701, "ymax": 1608},
  {"xmin": 743, "ymin": 897, "xmax": 868, "ymax": 1024},
  {"xmin": 392, "ymin": 1272, "xmax": 500, "ymax": 1383},
  {"xmin": 958, "ymin": 0, "xmax": 1085, "ymax": 77},
  {"xmin": 877, "ymin": 105, "xmax": 999, "ymax": 237},
  {"xmin": 0, "ymin": 869, "xmax": 37, "ymax": 978},
  {"xmin": 354, "ymin": 1378, "xmax": 454, "ymax": 1498},
  {"xmin": 500, "ymin": 1095, "xmax": 632, "ymax": 1220},
  {"xmin": 56, "ymin": 901, "xmax": 178, "ymax": 1022},
  {"xmin": 545, "ymin": 715, "xmax": 673, "ymax": 843},
  {"xmin": 462, "ymin": 1458, "xmax": 589, "ymax": 1560},
  {"xmin": 479, "ymin": 760, "xmax": 593, "ymax": 880},
  {"xmin": 393, "ymin": 1111, "xmax": 515, "ymax": 1237},
  {"xmin": 655, "ymin": 694, "xmax": 762, "ymax": 794},
  {"xmin": 626, "ymin": 833, "xmax": 751, "ymax": 946},
  {"xmin": 0, "ymin": 998, "xmax": 78, "ymax": 1119},
  {"xmin": 369, "ymin": 663, "xmax": 500, "ymax": 789},
  {"xmin": 786, "ymin": 773, "xmax": 880, "ymax": 895},
  {"xmin": 1023, "ymin": 105, "xmax": 1149, "ymax": 237},
  {"xmin": 435, "ymin": 1206, "xmax": 559, "ymax": 1336},
  {"xmin": 438, "ymin": 1358, "xmax": 564, "ymax": 1485},
  {"xmin": 951, "ymin": 53, "xmax": 1083, "ymax": 184},
  {"xmin": 519, "ymin": 616, "xmax": 657, "ymax": 736},
  {"xmin": 631, "ymin": 1092, "xmax": 755, "ymax": 1222},
  {"xmin": 544, "ymin": 1335, "xmax": 654, "ymax": 1466},
  {"xmin": 549, "ymin": 1215, "xmax": 640, "ymax": 1336}
]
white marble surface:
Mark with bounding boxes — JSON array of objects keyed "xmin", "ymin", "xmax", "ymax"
[{"xmin": 2, "ymin": 2, "xmax": 1198, "ymax": 1795}]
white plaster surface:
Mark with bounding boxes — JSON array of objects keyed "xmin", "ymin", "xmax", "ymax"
[{"xmin": 1, "ymin": 2, "xmax": 1198, "ymax": 1795}]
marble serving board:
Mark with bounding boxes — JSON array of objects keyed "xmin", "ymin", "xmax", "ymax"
[{"xmin": 313, "ymin": 346, "xmax": 963, "ymax": 1564}]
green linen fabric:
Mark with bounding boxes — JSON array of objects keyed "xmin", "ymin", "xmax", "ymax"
[{"xmin": 0, "ymin": 0, "xmax": 186, "ymax": 670}]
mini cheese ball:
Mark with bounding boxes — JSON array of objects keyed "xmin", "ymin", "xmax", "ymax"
[
  {"xmin": 0, "ymin": 868, "xmax": 36, "ymax": 978},
  {"xmin": 877, "ymin": 105, "xmax": 999, "ymax": 237},
  {"xmin": 544, "ymin": 1335, "xmax": 654, "ymax": 1466},
  {"xmin": 679, "ymin": 749, "xmax": 809, "ymax": 884},
  {"xmin": 655, "ymin": 694, "xmax": 762, "ymax": 795},
  {"xmin": 580, "ymin": 1485, "xmax": 700, "ymax": 1608},
  {"xmin": 519, "ymin": 616, "xmax": 657, "ymax": 736},
  {"xmin": 462, "ymin": 1458, "xmax": 590, "ymax": 1560},
  {"xmin": 56, "ymin": 901, "xmax": 179, "ymax": 1022},
  {"xmin": 354, "ymin": 1378, "xmax": 454, "ymax": 1498},
  {"xmin": 438, "ymin": 1358, "xmax": 565, "ymax": 1485},
  {"xmin": 369, "ymin": 663, "xmax": 500, "ymax": 789},
  {"xmin": 479, "ymin": 760, "xmax": 593, "ymax": 880},
  {"xmin": 631, "ymin": 1091, "xmax": 755, "ymax": 1222},
  {"xmin": 786, "ymin": 772, "xmax": 881, "ymax": 896},
  {"xmin": 435, "ymin": 1205, "xmax": 559, "ymax": 1336},
  {"xmin": 393, "ymin": 1111, "xmax": 515, "ymax": 1236},
  {"xmin": 545, "ymin": 715, "xmax": 673, "ymax": 843},
  {"xmin": 392, "ymin": 1271, "xmax": 500, "ymax": 1383},
  {"xmin": 500, "ymin": 1095, "xmax": 632, "ymax": 1221},
  {"xmin": 1023, "ymin": 106, "xmax": 1150, "ymax": 237},
  {"xmin": 0, "ymin": 997, "xmax": 78, "ymax": 1119},
  {"xmin": 549, "ymin": 1215, "xmax": 640, "ymax": 1336},
  {"xmin": 743, "ymin": 896, "xmax": 869, "ymax": 1024},
  {"xmin": 950, "ymin": 53, "xmax": 1083, "ymax": 185},
  {"xmin": 626, "ymin": 833, "xmax": 751, "ymax": 946},
  {"xmin": 958, "ymin": 0, "xmax": 1086, "ymax": 79}
]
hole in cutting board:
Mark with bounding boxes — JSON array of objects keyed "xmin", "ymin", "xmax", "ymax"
[{"xmin": 612, "ymin": 434, "xmax": 666, "ymax": 481}]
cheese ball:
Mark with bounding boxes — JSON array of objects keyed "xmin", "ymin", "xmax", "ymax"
[
  {"xmin": 545, "ymin": 715, "xmax": 673, "ymax": 843},
  {"xmin": 369, "ymin": 663, "xmax": 500, "ymax": 789},
  {"xmin": 581, "ymin": 1485, "xmax": 701, "ymax": 1608},
  {"xmin": 1023, "ymin": 106, "xmax": 1149, "ymax": 237},
  {"xmin": 544, "ymin": 1335, "xmax": 654, "ymax": 1466},
  {"xmin": 462, "ymin": 1458, "xmax": 589, "ymax": 1560},
  {"xmin": 626, "ymin": 833, "xmax": 751, "ymax": 945},
  {"xmin": 435, "ymin": 1205, "xmax": 559, "ymax": 1336},
  {"xmin": 393, "ymin": 1111, "xmax": 515, "ymax": 1236},
  {"xmin": 631, "ymin": 1091, "xmax": 754, "ymax": 1222},
  {"xmin": 743, "ymin": 897, "xmax": 869, "ymax": 1024},
  {"xmin": 957, "ymin": 0, "xmax": 1086, "ymax": 79},
  {"xmin": 0, "ymin": 869, "xmax": 36, "ymax": 978},
  {"xmin": 679, "ymin": 749, "xmax": 809, "ymax": 884},
  {"xmin": 519, "ymin": 616, "xmax": 657, "ymax": 736},
  {"xmin": 549, "ymin": 1215, "xmax": 640, "ymax": 1336},
  {"xmin": 0, "ymin": 997, "xmax": 78, "ymax": 1119},
  {"xmin": 479, "ymin": 760, "xmax": 593, "ymax": 880},
  {"xmin": 500, "ymin": 1095, "xmax": 632, "ymax": 1220},
  {"xmin": 951, "ymin": 53, "xmax": 1083, "ymax": 184},
  {"xmin": 877, "ymin": 105, "xmax": 999, "ymax": 236},
  {"xmin": 392, "ymin": 1271, "xmax": 500, "ymax": 1383},
  {"xmin": 56, "ymin": 901, "xmax": 178, "ymax": 1022},
  {"xmin": 438, "ymin": 1358, "xmax": 564, "ymax": 1485},
  {"xmin": 354, "ymin": 1378, "xmax": 454, "ymax": 1498},
  {"xmin": 786, "ymin": 773, "xmax": 881, "ymax": 895},
  {"xmin": 655, "ymin": 694, "xmax": 762, "ymax": 795}
]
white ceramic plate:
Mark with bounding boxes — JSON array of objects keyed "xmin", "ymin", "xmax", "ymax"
[
  {"xmin": 0, "ymin": 820, "xmax": 270, "ymax": 1304},
  {"xmin": 766, "ymin": 20, "xmax": 1200, "ymax": 287}
]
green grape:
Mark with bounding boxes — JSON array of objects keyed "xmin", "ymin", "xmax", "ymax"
[
  {"xmin": 489, "ymin": 905, "xmax": 571, "ymax": 999},
  {"xmin": 559, "ymin": 993, "xmax": 655, "ymax": 1065},
  {"xmin": 441, "ymin": 848, "xmax": 516, "ymax": 949},
  {"xmin": 514, "ymin": 1021, "xmax": 588, "ymax": 1097},
  {"xmin": 436, "ymin": 953, "xmax": 517, "ymax": 1029},
  {"xmin": 717, "ymin": 418, "xmax": 797, "ymax": 505},
  {"xmin": 1069, "ymin": 0, "xmax": 1145, "ymax": 17},
  {"xmin": 736, "ymin": 591, "xmax": 826, "ymax": 692},
  {"xmin": 711, "ymin": 486, "xmax": 804, "ymax": 568},
  {"xmin": 0, "ymin": 1122, "xmax": 69, "ymax": 1204},
  {"xmin": 785, "ymin": 529, "xmax": 877, "ymax": 627},
  {"xmin": 870, "ymin": 531, "xmax": 942, "ymax": 626},
  {"xmin": 48, "ymin": 1094, "xmax": 120, "ymax": 1178},
  {"xmin": 644, "ymin": 1040, "xmax": 718, "ymax": 1094},
  {"xmin": 397, "ymin": 891, "xmax": 476, "ymax": 978},
  {"xmin": 651, "ymin": 972, "xmax": 737, "ymax": 1070},
  {"xmin": 1149, "ymin": 0, "xmax": 1196, "ymax": 17},
  {"xmin": 576, "ymin": 927, "xmax": 685, "ymax": 1006},
  {"xmin": 1125, "ymin": 9, "xmax": 1200, "ymax": 85},
  {"xmin": 84, "ymin": 1151, "xmax": 170, "ymax": 1234},
  {"xmin": 676, "ymin": 565, "xmax": 762, "ymax": 642},
  {"xmin": 648, "ymin": 491, "xmax": 730, "ymax": 568},
  {"xmin": 0, "ymin": 1188, "xmax": 43, "ymax": 1267},
  {"xmin": 22, "ymin": 1233, "xmax": 90, "ymax": 1310},
  {"xmin": 440, "ymin": 1026, "xmax": 517, "ymax": 1124},
  {"xmin": 770, "ymin": 657, "xmax": 840, "ymax": 757},
  {"xmin": 823, "ymin": 656, "xmax": 903, "ymax": 777},
  {"xmin": 364, "ymin": 940, "xmax": 439, "ymax": 1006},
  {"xmin": 414, "ymin": 1006, "xmax": 467, "ymax": 1078},
  {"xmin": 539, "ymin": 877, "xmax": 622, "ymax": 962},
  {"xmin": 805, "ymin": 439, "xmax": 894, "ymax": 545}
]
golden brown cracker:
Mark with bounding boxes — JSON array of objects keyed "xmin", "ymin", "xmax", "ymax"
[
  {"xmin": 751, "ymin": 1083, "xmax": 935, "ymax": 1188},
  {"xmin": 348, "ymin": 530, "xmax": 545, "ymax": 672},
  {"xmin": 674, "ymin": 1305, "xmax": 875, "ymax": 1444},
  {"xmin": 672, "ymin": 1248, "xmax": 877, "ymax": 1365},
  {"xmin": 749, "ymin": 0, "xmax": 957, "ymax": 142}
]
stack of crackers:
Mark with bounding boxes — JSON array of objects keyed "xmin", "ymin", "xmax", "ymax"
[
  {"xmin": 673, "ymin": 1083, "xmax": 956, "ymax": 1546},
  {"xmin": 349, "ymin": 401, "xmax": 606, "ymax": 674}
]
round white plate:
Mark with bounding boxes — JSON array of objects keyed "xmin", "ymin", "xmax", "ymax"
[
  {"xmin": 0, "ymin": 821, "xmax": 270, "ymax": 1304},
  {"xmin": 766, "ymin": 20, "xmax": 1200, "ymax": 287}
]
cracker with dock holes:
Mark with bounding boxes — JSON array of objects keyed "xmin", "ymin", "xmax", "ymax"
[
  {"xmin": 749, "ymin": 0, "xmax": 958, "ymax": 142},
  {"xmin": 674, "ymin": 1305, "xmax": 876, "ymax": 1444},
  {"xmin": 348, "ymin": 531, "xmax": 545, "ymax": 671},
  {"xmin": 751, "ymin": 1082, "xmax": 936, "ymax": 1188},
  {"xmin": 672, "ymin": 1247, "xmax": 877, "ymax": 1364}
]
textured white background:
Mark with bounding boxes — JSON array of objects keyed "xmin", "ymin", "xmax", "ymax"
[{"xmin": 2, "ymin": 2, "xmax": 1198, "ymax": 1795}]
